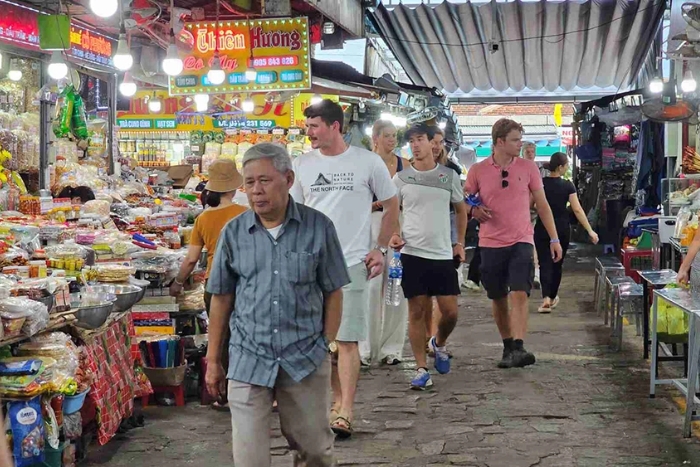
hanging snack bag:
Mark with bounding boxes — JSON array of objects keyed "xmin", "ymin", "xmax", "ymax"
[
  {"xmin": 8, "ymin": 396, "xmax": 45, "ymax": 467},
  {"xmin": 71, "ymin": 95, "xmax": 89, "ymax": 141},
  {"xmin": 53, "ymin": 85, "xmax": 75, "ymax": 139}
]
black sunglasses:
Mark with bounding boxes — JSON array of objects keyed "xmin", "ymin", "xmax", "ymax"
[{"xmin": 501, "ymin": 170, "xmax": 509, "ymax": 188}]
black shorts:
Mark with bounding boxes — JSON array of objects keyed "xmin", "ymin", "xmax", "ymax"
[
  {"xmin": 400, "ymin": 254, "xmax": 460, "ymax": 300},
  {"xmin": 480, "ymin": 243, "xmax": 534, "ymax": 300}
]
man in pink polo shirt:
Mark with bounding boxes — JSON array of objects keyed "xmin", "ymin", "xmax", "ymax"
[{"xmin": 465, "ymin": 119, "xmax": 562, "ymax": 368}]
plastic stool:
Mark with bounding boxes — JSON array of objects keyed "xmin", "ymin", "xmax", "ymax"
[
  {"xmin": 603, "ymin": 244, "xmax": 615, "ymax": 254},
  {"xmin": 142, "ymin": 384, "xmax": 185, "ymax": 407}
]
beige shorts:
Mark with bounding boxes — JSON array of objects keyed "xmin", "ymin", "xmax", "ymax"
[{"xmin": 336, "ymin": 262, "xmax": 369, "ymax": 342}]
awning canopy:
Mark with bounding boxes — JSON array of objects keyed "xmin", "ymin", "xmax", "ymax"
[{"xmin": 369, "ymin": 0, "xmax": 665, "ymax": 102}]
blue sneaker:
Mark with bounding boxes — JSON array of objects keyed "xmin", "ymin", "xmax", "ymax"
[
  {"xmin": 410, "ymin": 368, "xmax": 433, "ymax": 390},
  {"xmin": 430, "ymin": 336, "xmax": 451, "ymax": 375}
]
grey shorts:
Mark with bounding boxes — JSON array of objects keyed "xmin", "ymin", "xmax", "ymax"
[{"xmin": 337, "ymin": 263, "xmax": 369, "ymax": 342}]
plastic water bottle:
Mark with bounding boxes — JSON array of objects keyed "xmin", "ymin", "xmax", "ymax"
[{"xmin": 385, "ymin": 252, "xmax": 403, "ymax": 306}]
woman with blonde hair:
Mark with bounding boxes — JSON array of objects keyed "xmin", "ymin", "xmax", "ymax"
[{"xmin": 359, "ymin": 119, "xmax": 408, "ymax": 366}]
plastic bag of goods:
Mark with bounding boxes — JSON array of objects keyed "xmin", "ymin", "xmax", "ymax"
[
  {"xmin": 53, "ymin": 85, "xmax": 75, "ymax": 139},
  {"xmin": 81, "ymin": 199, "xmax": 110, "ymax": 217},
  {"xmin": 8, "ymin": 396, "xmax": 45, "ymax": 467},
  {"xmin": 93, "ymin": 264, "xmax": 135, "ymax": 282}
]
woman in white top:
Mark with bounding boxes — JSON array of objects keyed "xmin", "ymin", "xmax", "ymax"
[{"xmin": 359, "ymin": 120, "xmax": 408, "ymax": 366}]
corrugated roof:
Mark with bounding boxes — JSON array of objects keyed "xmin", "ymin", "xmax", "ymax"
[
  {"xmin": 462, "ymin": 124, "xmax": 559, "ymax": 142},
  {"xmin": 369, "ymin": 0, "xmax": 665, "ymax": 101}
]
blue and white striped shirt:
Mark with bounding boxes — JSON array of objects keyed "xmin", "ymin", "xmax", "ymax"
[{"xmin": 206, "ymin": 198, "xmax": 350, "ymax": 387}]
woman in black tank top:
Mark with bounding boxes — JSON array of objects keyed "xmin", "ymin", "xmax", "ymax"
[{"xmin": 534, "ymin": 153, "xmax": 599, "ymax": 313}]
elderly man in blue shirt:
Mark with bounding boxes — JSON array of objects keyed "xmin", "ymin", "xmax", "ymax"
[{"xmin": 205, "ymin": 143, "xmax": 350, "ymax": 467}]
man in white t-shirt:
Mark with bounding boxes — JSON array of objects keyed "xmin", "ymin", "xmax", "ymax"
[
  {"xmin": 390, "ymin": 123, "xmax": 467, "ymax": 391},
  {"xmin": 290, "ymin": 99, "xmax": 399, "ymax": 438}
]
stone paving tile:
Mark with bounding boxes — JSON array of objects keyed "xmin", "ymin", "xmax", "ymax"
[{"xmin": 87, "ymin": 255, "xmax": 700, "ymax": 467}]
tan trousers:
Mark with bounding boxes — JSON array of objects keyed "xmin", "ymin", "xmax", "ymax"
[{"xmin": 228, "ymin": 358, "xmax": 334, "ymax": 467}]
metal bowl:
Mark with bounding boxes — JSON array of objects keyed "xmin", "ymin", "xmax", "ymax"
[
  {"xmin": 30, "ymin": 295, "xmax": 55, "ymax": 313},
  {"xmin": 74, "ymin": 301, "xmax": 115, "ymax": 329},
  {"xmin": 89, "ymin": 285, "xmax": 144, "ymax": 312}
]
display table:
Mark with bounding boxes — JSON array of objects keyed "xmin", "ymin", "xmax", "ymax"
[
  {"xmin": 669, "ymin": 237, "xmax": 687, "ymax": 267},
  {"xmin": 75, "ymin": 312, "xmax": 143, "ymax": 445},
  {"xmin": 650, "ymin": 288, "xmax": 700, "ymax": 438},
  {"xmin": 638, "ymin": 269, "xmax": 678, "ymax": 359}
]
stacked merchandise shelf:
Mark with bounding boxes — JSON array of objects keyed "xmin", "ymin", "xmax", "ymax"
[{"xmin": 118, "ymin": 131, "xmax": 192, "ymax": 169}]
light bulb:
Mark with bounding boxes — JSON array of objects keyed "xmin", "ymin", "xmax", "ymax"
[
  {"xmin": 47, "ymin": 51, "xmax": 68, "ymax": 80},
  {"xmin": 365, "ymin": 127, "xmax": 373, "ymax": 136},
  {"xmin": 245, "ymin": 68, "xmax": 257, "ymax": 82},
  {"xmin": 323, "ymin": 22, "xmax": 335, "ymax": 35},
  {"xmin": 242, "ymin": 98, "xmax": 255, "ymax": 113},
  {"xmin": 649, "ymin": 76, "xmax": 663, "ymax": 94},
  {"xmin": 207, "ymin": 56, "xmax": 226, "ymax": 85},
  {"xmin": 393, "ymin": 116, "xmax": 407, "ymax": 127},
  {"xmin": 380, "ymin": 112, "xmax": 393, "ymax": 121},
  {"xmin": 162, "ymin": 43, "xmax": 183, "ymax": 76},
  {"xmin": 438, "ymin": 121, "xmax": 447, "ymax": 130},
  {"xmin": 113, "ymin": 35, "xmax": 133, "ymax": 71},
  {"xmin": 148, "ymin": 97, "xmax": 162, "ymax": 113},
  {"xmin": 119, "ymin": 73, "xmax": 137, "ymax": 97},
  {"xmin": 194, "ymin": 94, "xmax": 210, "ymax": 112},
  {"xmin": 682, "ymin": 70, "xmax": 697, "ymax": 93},
  {"xmin": 310, "ymin": 94, "xmax": 323, "ymax": 105},
  {"xmin": 7, "ymin": 69, "xmax": 22, "ymax": 81},
  {"xmin": 90, "ymin": 0, "xmax": 118, "ymax": 18}
]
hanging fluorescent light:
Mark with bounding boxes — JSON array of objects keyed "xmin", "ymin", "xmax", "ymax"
[
  {"xmin": 438, "ymin": 121, "xmax": 447, "ymax": 130},
  {"xmin": 148, "ymin": 93, "xmax": 162, "ymax": 113},
  {"xmin": 113, "ymin": 34, "xmax": 133, "ymax": 71},
  {"xmin": 393, "ymin": 116, "xmax": 407, "ymax": 127},
  {"xmin": 649, "ymin": 75, "xmax": 663, "ymax": 94},
  {"xmin": 90, "ymin": 0, "xmax": 118, "ymax": 18},
  {"xmin": 162, "ymin": 40, "xmax": 183, "ymax": 76},
  {"xmin": 207, "ymin": 56, "xmax": 226, "ymax": 85},
  {"xmin": 242, "ymin": 98, "xmax": 255, "ymax": 113},
  {"xmin": 194, "ymin": 94, "xmax": 210, "ymax": 112},
  {"xmin": 365, "ymin": 127, "xmax": 373, "ymax": 137},
  {"xmin": 310, "ymin": 94, "xmax": 323, "ymax": 105},
  {"xmin": 47, "ymin": 51, "xmax": 68, "ymax": 81},
  {"xmin": 380, "ymin": 112, "xmax": 393, "ymax": 121},
  {"xmin": 682, "ymin": 70, "xmax": 697, "ymax": 93},
  {"xmin": 323, "ymin": 22, "xmax": 335, "ymax": 35},
  {"xmin": 119, "ymin": 72, "xmax": 137, "ymax": 97}
]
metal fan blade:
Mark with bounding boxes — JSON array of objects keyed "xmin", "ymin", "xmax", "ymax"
[
  {"xmin": 682, "ymin": 2, "xmax": 700, "ymax": 30},
  {"xmin": 673, "ymin": 32, "xmax": 691, "ymax": 41}
]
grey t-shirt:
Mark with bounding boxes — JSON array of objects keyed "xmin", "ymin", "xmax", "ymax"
[{"xmin": 394, "ymin": 164, "xmax": 464, "ymax": 260}]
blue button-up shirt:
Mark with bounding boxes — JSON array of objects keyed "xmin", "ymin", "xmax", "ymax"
[{"xmin": 206, "ymin": 198, "xmax": 350, "ymax": 387}]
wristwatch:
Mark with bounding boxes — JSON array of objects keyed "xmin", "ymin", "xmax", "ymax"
[{"xmin": 375, "ymin": 246, "xmax": 388, "ymax": 256}]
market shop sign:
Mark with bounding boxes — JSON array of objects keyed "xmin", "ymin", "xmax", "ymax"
[
  {"xmin": 117, "ymin": 90, "xmax": 291, "ymax": 131},
  {"xmin": 169, "ymin": 17, "xmax": 311, "ymax": 95},
  {"xmin": 292, "ymin": 94, "xmax": 342, "ymax": 128},
  {"xmin": 0, "ymin": 0, "xmax": 115, "ymax": 68}
]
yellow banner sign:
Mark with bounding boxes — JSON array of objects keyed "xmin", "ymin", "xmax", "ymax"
[
  {"xmin": 116, "ymin": 90, "xmax": 291, "ymax": 131},
  {"xmin": 292, "ymin": 94, "xmax": 340, "ymax": 129},
  {"xmin": 169, "ymin": 17, "xmax": 311, "ymax": 96}
]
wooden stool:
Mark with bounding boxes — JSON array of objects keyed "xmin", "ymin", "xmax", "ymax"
[{"xmin": 142, "ymin": 384, "xmax": 185, "ymax": 407}]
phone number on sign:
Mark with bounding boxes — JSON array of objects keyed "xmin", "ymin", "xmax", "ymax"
[{"xmin": 251, "ymin": 56, "xmax": 299, "ymax": 68}]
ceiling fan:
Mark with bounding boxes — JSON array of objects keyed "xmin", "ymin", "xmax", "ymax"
[{"xmin": 668, "ymin": 3, "xmax": 700, "ymax": 60}]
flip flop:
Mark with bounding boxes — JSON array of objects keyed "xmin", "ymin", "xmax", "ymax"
[
  {"xmin": 551, "ymin": 297, "xmax": 560, "ymax": 308},
  {"xmin": 537, "ymin": 303, "xmax": 552, "ymax": 314},
  {"xmin": 210, "ymin": 401, "xmax": 229, "ymax": 412},
  {"xmin": 382, "ymin": 355, "xmax": 401, "ymax": 365},
  {"xmin": 331, "ymin": 416, "xmax": 353, "ymax": 439}
]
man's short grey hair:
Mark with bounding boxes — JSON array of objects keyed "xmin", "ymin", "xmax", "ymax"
[
  {"xmin": 242, "ymin": 143, "xmax": 293, "ymax": 174},
  {"xmin": 522, "ymin": 141, "xmax": 536, "ymax": 151}
]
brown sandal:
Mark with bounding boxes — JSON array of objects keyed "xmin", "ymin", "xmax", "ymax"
[{"xmin": 331, "ymin": 416, "xmax": 353, "ymax": 439}]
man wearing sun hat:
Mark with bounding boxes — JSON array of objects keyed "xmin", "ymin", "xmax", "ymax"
[{"xmin": 171, "ymin": 158, "xmax": 247, "ymax": 409}]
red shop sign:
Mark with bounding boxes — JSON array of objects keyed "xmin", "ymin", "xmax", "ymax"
[
  {"xmin": 0, "ymin": 0, "xmax": 41, "ymax": 50},
  {"xmin": 0, "ymin": 0, "xmax": 115, "ymax": 68}
]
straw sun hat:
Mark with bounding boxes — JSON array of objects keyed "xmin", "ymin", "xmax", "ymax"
[{"xmin": 205, "ymin": 159, "xmax": 243, "ymax": 193}]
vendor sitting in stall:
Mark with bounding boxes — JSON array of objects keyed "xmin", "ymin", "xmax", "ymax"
[{"xmin": 56, "ymin": 186, "xmax": 96, "ymax": 204}]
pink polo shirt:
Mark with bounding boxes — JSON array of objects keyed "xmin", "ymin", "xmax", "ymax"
[{"xmin": 465, "ymin": 156, "xmax": 543, "ymax": 248}]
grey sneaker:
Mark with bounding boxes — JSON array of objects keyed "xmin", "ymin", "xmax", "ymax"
[
  {"xmin": 511, "ymin": 349, "xmax": 536, "ymax": 368},
  {"xmin": 497, "ymin": 348, "xmax": 514, "ymax": 368}
]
